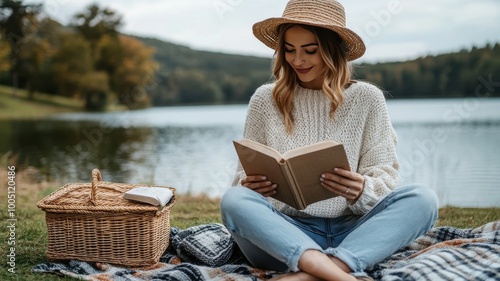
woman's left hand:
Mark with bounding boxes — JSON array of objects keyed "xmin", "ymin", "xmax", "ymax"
[{"xmin": 320, "ymin": 168, "xmax": 365, "ymax": 203}]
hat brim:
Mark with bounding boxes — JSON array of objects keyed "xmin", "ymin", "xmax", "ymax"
[{"xmin": 253, "ymin": 17, "xmax": 366, "ymax": 61}]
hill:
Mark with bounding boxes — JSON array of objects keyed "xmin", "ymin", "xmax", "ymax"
[{"xmin": 134, "ymin": 36, "xmax": 273, "ymax": 105}]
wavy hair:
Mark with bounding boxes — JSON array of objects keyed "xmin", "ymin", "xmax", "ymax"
[{"xmin": 272, "ymin": 24, "xmax": 353, "ymax": 133}]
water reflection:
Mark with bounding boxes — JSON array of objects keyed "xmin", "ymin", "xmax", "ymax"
[{"xmin": 1, "ymin": 120, "xmax": 156, "ymax": 182}]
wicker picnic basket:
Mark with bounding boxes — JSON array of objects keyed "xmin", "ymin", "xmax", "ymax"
[{"xmin": 37, "ymin": 169, "xmax": 176, "ymax": 267}]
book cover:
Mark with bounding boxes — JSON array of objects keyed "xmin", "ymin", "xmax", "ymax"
[
  {"xmin": 233, "ymin": 139, "xmax": 350, "ymax": 210},
  {"xmin": 123, "ymin": 186, "xmax": 174, "ymax": 207}
]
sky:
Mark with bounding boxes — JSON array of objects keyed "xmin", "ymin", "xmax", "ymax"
[{"xmin": 37, "ymin": 0, "xmax": 500, "ymax": 63}]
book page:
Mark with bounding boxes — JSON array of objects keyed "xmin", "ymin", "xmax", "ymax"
[
  {"xmin": 281, "ymin": 140, "xmax": 341, "ymax": 160},
  {"xmin": 236, "ymin": 139, "xmax": 283, "ymax": 162},
  {"xmin": 286, "ymin": 144, "xmax": 350, "ymax": 207},
  {"xmin": 233, "ymin": 140, "xmax": 298, "ymax": 207}
]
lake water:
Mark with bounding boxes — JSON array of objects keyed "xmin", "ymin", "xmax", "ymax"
[{"xmin": 1, "ymin": 98, "xmax": 500, "ymax": 208}]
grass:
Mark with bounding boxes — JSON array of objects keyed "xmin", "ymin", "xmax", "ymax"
[
  {"xmin": 437, "ymin": 206, "xmax": 499, "ymax": 229},
  {"xmin": 0, "ymin": 166, "xmax": 498, "ymax": 281},
  {"xmin": 0, "ymin": 85, "xmax": 126, "ymax": 120},
  {"xmin": 0, "ymin": 85, "xmax": 84, "ymax": 120}
]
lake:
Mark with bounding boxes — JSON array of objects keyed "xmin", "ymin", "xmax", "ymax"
[{"xmin": 1, "ymin": 97, "xmax": 499, "ymax": 208}]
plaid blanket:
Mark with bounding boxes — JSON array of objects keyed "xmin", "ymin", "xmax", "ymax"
[{"xmin": 33, "ymin": 221, "xmax": 500, "ymax": 281}]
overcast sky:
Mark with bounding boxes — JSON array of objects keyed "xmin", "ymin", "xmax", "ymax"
[{"xmin": 39, "ymin": 0, "xmax": 500, "ymax": 63}]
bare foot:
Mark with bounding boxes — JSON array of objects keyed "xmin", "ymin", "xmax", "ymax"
[
  {"xmin": 269, "ymin": 271, "xmax": 322, "ymax": 281},
  {"xmin": 298, "ymin": 250, "xmax": 357, "ymax": 281}
]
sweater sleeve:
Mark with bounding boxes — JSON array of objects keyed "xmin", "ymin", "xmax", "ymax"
[
  {"xmin": 348, "ymin": 88, "xmax": 400, "ymax": 215},
  {"xmin": 231, "ymin": 85, "xmax": 272, "ymax": 186}
]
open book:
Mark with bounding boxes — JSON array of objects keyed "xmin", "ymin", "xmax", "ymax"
[
  {"xmin": 123, "ymin": 187, "xmax": 174, "ymax": 207},
  {"xmin": 233, "ymin": 139, "xmax": 350, "ymax": 210}
]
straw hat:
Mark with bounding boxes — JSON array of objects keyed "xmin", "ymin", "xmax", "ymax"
[{"xmin": 252, "ymin": 0, "xmax": 365, "ymax": 61}]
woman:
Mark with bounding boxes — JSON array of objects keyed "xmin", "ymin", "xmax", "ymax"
[{"xmin": 220, "ymin": 1, "xmax": 438, "ymax": 280}]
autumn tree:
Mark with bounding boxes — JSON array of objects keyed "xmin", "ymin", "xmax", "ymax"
[
  {"xmin": 112, "ymin": 35, "xmax": 158, "ymax": 108},
  {"xmin": 70, "ymin": 4, "xmax": 160, "ymax": 109},
  {"xmin": 51, "ymin": 34, "xmax": 108, "ymax": 98},
  {"xmin": 95, "ymin": 33, "xmax": 123, "ymax": 83},
  {"xmin": 0, "ymin": 0, "xmax": 42, "ymax": 96}
]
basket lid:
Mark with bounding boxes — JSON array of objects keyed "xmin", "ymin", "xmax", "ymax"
[{"xmin": 37, "ymin": 169, "xmax": 176, "ymax": 214}]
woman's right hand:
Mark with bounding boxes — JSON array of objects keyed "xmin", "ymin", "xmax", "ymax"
[{"xmin": 240, "ymin": 175, "xmax": 277, "ymax": 197}]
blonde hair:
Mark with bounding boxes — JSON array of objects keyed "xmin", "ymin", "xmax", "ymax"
[{"xmin": 272, "ymin": 24, "xmax": 353, "ymax": 133}]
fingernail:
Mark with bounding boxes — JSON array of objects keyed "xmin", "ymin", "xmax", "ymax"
[
  {"xmin": 334, "ymin": 168, "xmax": 338, "ymax": 172},
  {"xmin": 321, "ymin": 174, "xmax": 326, "ymax": 178},
  {"xmin": 262, "ymin": 176, "xmax": 267, "ymax": 180},
  {"xmin": 272, "ymin": 184, "xmax": 278, "ymax": 188}
]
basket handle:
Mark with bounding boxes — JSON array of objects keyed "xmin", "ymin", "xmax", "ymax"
[{"xmin": 90, "ymin": 169, "xmax": 102, "ymax": 205}]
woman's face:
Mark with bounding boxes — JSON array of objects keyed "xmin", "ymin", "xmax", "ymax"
[{"xmin": 284, "ymin": 25, "xmax": 326, "ymax": 90}]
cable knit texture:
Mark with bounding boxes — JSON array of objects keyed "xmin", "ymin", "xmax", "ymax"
[{"xmin": 232, "ymin": 81, "xmax": 400, "ymax": 218}]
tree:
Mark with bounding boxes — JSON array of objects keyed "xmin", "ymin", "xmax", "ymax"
[
  {"xmin": 95, "ymin": 33, "xmax": 123, "ymax": 81},
  {"xmin": 29, "ymin": 17, "xmax": 67, "ymax": 95},
  {"xmin": 18, "ymin": 35, "xmax": 49, "ymax": 99},
  {"xmin": 0, "ymin": 35, "xmax": 10, "ymax": 72},
  {"xmin": 112, "ymin": 35, "xmax": 158, "ymax": 108},
  {"xmin": 168, "ymin": 69, "xmax": 224, "ymax": 104},
  {"xmin": 81, "ymin": 71, "xmax": 110, "ymax": 110},
  {"xmin": 51, "ymin": 34, "xmax": 111, "ymax": 109},
  {"xmin": 72, "ymin": 3, "xmax": 126, "ymax": 108},
  {"xmin": 72, "ymin": 3, "xmax": 122, "ymax": 59},
  {"xmin": 0, "ymin": 0, "xmax": 42, "ymax": 96},
  {"xmin": 51, "ymin": 34, "xmax": 96, "ymax": 97}
]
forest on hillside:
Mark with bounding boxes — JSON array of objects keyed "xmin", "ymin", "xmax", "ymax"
[
  {"xmin": 354, "ymin": 44, "xmax": 500, "ymax": 99},
  {"xmin": 1, "ymin": 0, "xmax": 499, "ymax": 111},
  {"xmin": 136, "ymin": 36, "xmax": 272, "ymax": 106}
]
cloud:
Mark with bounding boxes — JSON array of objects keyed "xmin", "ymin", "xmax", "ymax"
[
  {"xmin": 349, "ymin": 0, "xmax": 500, "ymax": 62},
  {"xmin": 37, "ymin": 0, "xmax": 500, "ymax": 62}
]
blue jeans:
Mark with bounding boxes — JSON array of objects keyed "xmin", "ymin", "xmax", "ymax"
[{"xmin": 220, "ymin": 184, "xmax": 438, "ymax": 275}]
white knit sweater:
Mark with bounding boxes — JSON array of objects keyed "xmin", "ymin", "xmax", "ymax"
[{"xmin": 232, "ymin": 81, "xmax": 400, "ymax": 218}]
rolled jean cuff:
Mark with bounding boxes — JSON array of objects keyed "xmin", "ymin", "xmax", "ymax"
[
  {"xmin": 325, "ymin": 247, "xmax": 364, "ymax": 274},
  {"xmin": 287, "ymin": 245, "xmax": 324, "ymax": 272}
]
